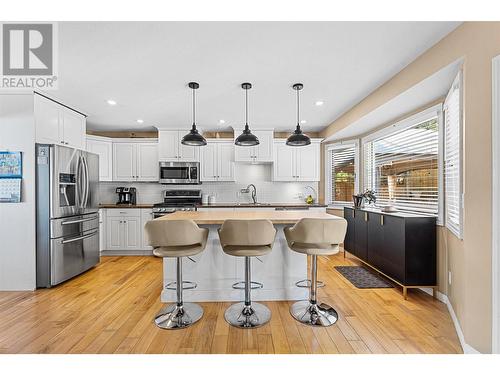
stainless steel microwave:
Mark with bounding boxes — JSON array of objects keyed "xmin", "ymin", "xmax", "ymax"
[{"xmin": 159, "ymin": 161, "xmax": 200, "ymax": 184}]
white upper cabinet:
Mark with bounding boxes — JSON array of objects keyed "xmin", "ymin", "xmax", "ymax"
[
  {"xmin": 34, "ymin": 94, "xmax": 86, "ymax": 149},
  {"xmin": 112, "ymin": 140, "xmax": 158, "ymax": 182},
  {"xmin": 253, "ymin": 130, "xmax": 274, "ymax": 162},
  {"xmin": 158, "ymin": 130, "xmax": 178, "ymax": 160},
  {"xmin": 158, "ymin": 130, "xmax": 200, "ymax": 162},
  {"xmin": 234, "ymin": 130, "xmax": 273, "ymax": 163},
  {"xmin": 200, "ymin": 139, "xmax": 235, "ymax": 182},
  {"xmin": 86, "ymin": 135, "xmax": 113, "ymax": 181},
  {"xmin": 217, "ymin": 141, "xmax": 235, "ymax": 181},
  {"xmin": 113, "ymin": 143, "xmax": 136, "ymax": 181},
  {"xmin": 179, "ymin": 140, "xmax": 199, "ymax": 161},
  {"xmin": 272, "ymin": 139, "xmax": 321, "ymax": 181},
  {"xmin": 200, "ymin": 142, "xmax": 217, "ymax": 182},
  {"xmin": 136, "ymin": 143, "xmax": 159, "ymax": 181},
  {"xmin": 34, "ymin": 95, "xmax": 60, "ymax": 145},
  {"xmin": 295, "ymin": 144, "xmax": 319, "ymax": 181},
  {"xmin": 273, "ymin": 141, "xmax": 296, "ymax": 180},
  {"xmin": 61, "ymin": 108, "xmax": 86, "ymax": 149}
]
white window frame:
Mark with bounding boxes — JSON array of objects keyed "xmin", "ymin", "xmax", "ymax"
[
  {"xmin": 325, "ymin": 139, "xmax": 360, "ymax": 208},
  {"xmin": 361, "ymin": 104, "xmax": 444, "ymax": 224},
  {"xmin": 443, "ymin": 71, "xmax": 464, "ymax": 239}
]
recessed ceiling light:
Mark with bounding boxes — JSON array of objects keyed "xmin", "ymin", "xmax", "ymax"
[
  {"xmin": 300, "ymin": 120, "xmax": 307, "ymax": 124},
  {"xmin": 219, "ymin": 119, "xmax": 226, "ymax": 124},
  {"xmin": 137, "ymin": 119, "xmax": 144, "ymax": 124},
  {"xmin": 315, "ymin": 101, "xmax": 324, "ymax": 106},
  {"xmin": 107, "ymin": 99, "xmax": 117, "ymax": 106}
]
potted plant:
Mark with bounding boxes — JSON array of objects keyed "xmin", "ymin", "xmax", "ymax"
[{"xmin": 352, "ymin": 190, "xmax": 377, "ymax": 208}]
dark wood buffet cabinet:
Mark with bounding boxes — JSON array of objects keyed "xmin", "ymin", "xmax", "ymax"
[{"xmin": 343, "ymin": 207, "xmax": 437, "ymax": 299}]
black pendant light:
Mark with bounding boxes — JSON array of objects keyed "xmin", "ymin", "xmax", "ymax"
[
  {"xmin": 181, "ymin": 82, "xmax": 207, "ymax": 146},
  {"xmin": 235, "ymin": 82, "xmax": 259, "ymax": 146},
  {"xmin": 286, "ymin": 83, "xmax": 311, "ymax": 146}
]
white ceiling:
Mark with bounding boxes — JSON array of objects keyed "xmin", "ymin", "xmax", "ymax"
[
  {"xmin": 325, "ymin": 58, "xmax": 463, "ymax": 142},
  {"xmin": 53, "ymin": 22, "xmax": 461, "ymax": 133}
]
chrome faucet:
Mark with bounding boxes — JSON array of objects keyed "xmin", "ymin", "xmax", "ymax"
[{"xmin": 241, "ymin": 184, "xmax": 257, "ymax": 204}]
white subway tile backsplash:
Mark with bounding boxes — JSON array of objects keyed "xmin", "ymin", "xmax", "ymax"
[{"xmin": 98, "ymin": 164, "xmax": 319, "ymax": 204}]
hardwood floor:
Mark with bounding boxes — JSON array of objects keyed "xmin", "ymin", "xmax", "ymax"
[{"xmin": 0, "ymin": 253, "xmax": 462, "ymax": 354}]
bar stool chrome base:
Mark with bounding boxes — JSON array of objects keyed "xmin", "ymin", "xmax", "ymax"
[
  {"xmin": 232, "ymin": 281, "xmax": 263, "ymax": 290},
  {"xmin": 154, "ymin": 302, "xmax": 203, "ymax": 329},
  {"xmin": 224, "ymin": 302, "xmax": 271, "ymax": 328},
  {"xmin": 290, "ymin": 300, "xmax": 338, "ymax": 327},
  {"xmin": 295, "ymin": 279, "xmax": 325, "ymax": 288}
]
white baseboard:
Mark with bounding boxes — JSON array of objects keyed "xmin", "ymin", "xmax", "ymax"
[
  {"xmin": 419, "ymin": 287, "xmax": 480, "ymax": 354},
  {"xmin": 100, "ymin": 250, "xmax": 153, "ymax": 256}
]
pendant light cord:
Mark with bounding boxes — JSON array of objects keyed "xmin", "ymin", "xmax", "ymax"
[
  {"xmin": 245, "ymin": 87, "xmax": 248, "ymax": 126},
  {"xmin": 297, "ymin": 87, "xmax": 300, "ymax": 126},
  {"xmin": 192, "ymin": 86, "xmax": 196, "ymax": 126}
]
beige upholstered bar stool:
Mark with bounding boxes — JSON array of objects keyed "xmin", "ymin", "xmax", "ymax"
[
  {"xmin": 218, "ymin": 219, "xmax": 276, "ymax": 328},
  {"xmin": 144, "ymin": 220, "xmax": 209, "ymax": 329},
  {"xmin": 284, "ymin": 218, "xmax": 347, "ymax": 327}
]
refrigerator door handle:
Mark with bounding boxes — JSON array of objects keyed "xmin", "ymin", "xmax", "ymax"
[
  {"xmin": 76, "ymin": 155, "xmax": 82, "ymax": 208},
  {"xmin": 82, "ymin": 155, "xmax": 90, "ymax": 208}
]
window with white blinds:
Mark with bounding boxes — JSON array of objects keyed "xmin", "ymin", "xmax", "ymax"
[
  {"xmin": 363, "ymin": 115, "xmax": 440, "ymax": 215},
  {"xmin": 326, "ymin": 142, "xmax": 358, "ymax": 205},
  {"xmin": 444, "ymin": 72, "xmax": 463, "ymax": 238}
]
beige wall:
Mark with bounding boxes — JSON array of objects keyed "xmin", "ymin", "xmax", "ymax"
[{"xmin": 319, "ymin": 22, "xmax": 500, "ymax": 353}]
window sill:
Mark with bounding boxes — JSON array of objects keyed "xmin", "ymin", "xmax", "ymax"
[{"xmin": 327, "ymin": 203, "xmax": 353, "ymax": 210}]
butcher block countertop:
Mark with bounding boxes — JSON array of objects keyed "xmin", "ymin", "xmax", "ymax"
[
  {"xmin": 99, "ymin": 204, "xmax": 154, "ymax": 208},
  {"xmin": 196, "ymin": 203, "xmax": 327, "ymax": 208},
  {"xmin": 156, "ymin": 209, "xmax": 342, "ymax": 225}
]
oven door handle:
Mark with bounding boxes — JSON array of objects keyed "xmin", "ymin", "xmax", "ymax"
[{"xmin": 61, "ymin": 230, "xmax": 98, "ymax": 244}]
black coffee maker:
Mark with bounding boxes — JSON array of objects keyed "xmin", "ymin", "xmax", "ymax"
[{"xmin": 116, "ymin": 187, "xmax": 137, "ymax": 205}]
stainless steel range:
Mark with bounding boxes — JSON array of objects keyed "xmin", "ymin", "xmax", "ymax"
[{"xmin": 152, "ymin": 189, "xmax": 202, "ymax": 218}]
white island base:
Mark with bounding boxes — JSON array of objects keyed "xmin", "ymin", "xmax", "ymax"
[{"xmin": 161, "ymin": 224, "xmax": 308, "ymax": 302}]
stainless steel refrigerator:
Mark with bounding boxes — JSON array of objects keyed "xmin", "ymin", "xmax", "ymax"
[{"xmin": 36, "ymin": 144, "xmax": 100, "ymax": 288}]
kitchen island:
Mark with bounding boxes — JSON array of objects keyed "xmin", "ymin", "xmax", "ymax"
[{"xmin": 155, "ymin": 210, "xmax": 342, "ymax": 302}]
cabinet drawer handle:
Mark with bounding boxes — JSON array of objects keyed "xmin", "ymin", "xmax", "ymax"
[
  {"xmin": 61, "ymin": 230, "xmax": 98, "ymax": 244},
  {"xmin": 62, "ymin": 216, "xmax": 98, "ymax": 225},
  {"xmin": 381, "ymin": 215, "xmax": 384, "ymax": 225},
  {"xmin": 364, "ymin": 212, "xmax": 368, "ymax": 221}
]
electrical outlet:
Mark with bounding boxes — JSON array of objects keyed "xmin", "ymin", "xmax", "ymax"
[{"xmin": 448, "ymin": 271, "xmax": 452, "ymax": 285}]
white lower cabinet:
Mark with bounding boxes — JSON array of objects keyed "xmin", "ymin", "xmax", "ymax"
[
  {"xmin": 103, "ymin": 208, "xmax": 153, "ymax": 252},
  {"xmin": 105, "ymin": 209, "xmax": 144, "ymax": 251},
  {"xmin": 106, "ymin": 216, "xmax": 126, "ymax": 251},
  {"xmin": 141, "ymin": 209, "xmax": 154, "ymax": 250}
]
